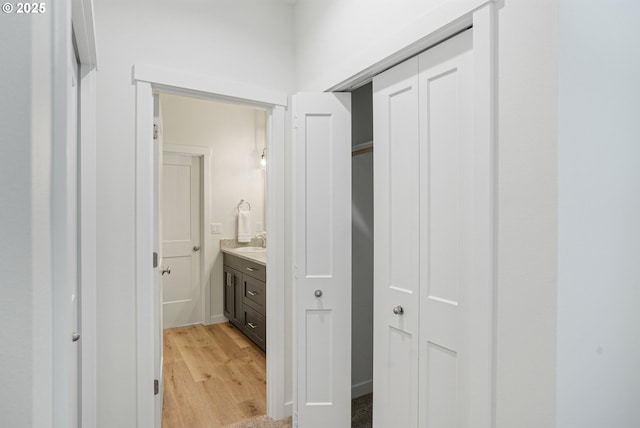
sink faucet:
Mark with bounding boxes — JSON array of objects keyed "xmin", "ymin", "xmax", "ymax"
[{"xmin": 256, "ymin": 232, "xmax": 267, "ymax": 248}]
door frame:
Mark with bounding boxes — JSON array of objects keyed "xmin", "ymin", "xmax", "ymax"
[
  {"xmin": 163, "ymin": 144, "xmax": 212, "ymax": 325},
  {"xmin": 134, "ymin": 65, "xmax": 288, "ymax": 426}
]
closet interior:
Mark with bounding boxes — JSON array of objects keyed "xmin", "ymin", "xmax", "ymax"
[{"xmin": 351, "ymin": 82, "xmax": 374, "ymax": 408}]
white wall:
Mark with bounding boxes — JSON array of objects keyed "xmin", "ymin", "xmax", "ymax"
[
  {"xmin": 557, "ymin": 2, "xmax": 640, "ymax": 427},
  {"xmin": 294, "ymin": 0, "xmax": 447, "ymax": 90},
  {"xmin": 0, "ymin": 13, "xmax": 37, "ymax": 427},
  {"xmin": 0, "ymin": 9, "xmax": 54, "ymax": 428},
  {"xmin": 160, "ymin": 94, "xmax": 266, "ymax": 323},
  {"xmin": 495, "ymin": 1, "xmax": 558, "ymax": 426},
  {"xmin": 93, "ymin": 1, "xmax": 294, "ymax": 426}
]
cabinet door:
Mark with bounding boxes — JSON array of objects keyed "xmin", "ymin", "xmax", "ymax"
[
  {"xmin": 234, "ymin": 272, "xmax": 244, "ymax": 327},
  {"xmin": 223, "ymin": 266, "xmax": 242, "ymax": 327},
  {"xmin": 223, "ymin": 268, "xmax": 233, "ymax": 320}
]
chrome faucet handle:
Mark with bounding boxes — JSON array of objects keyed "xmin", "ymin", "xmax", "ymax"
[{"xmin": 256, "ymin": 232, "xmax": 267, "ymax": 248}]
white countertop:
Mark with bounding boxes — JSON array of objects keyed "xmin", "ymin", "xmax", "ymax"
[{"xmin": 221, "ymin": 247, "xmax": 267, "ymax": 266}]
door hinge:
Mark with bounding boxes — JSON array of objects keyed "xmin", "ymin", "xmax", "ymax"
[
  {"xmin": 153, "ymin": 252, "xmax": 158, "ymax": 268},
  {"xmin": 153, "ymin": 124, "xmax": 158, "ymax": 140},
  {"xmin": 154, "ymin": 379, "xmax": 159, "ymax": 395}
]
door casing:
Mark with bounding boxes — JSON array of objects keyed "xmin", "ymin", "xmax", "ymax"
[{"xmin": 134, "ymin": 66, "xmax": 289, "ymax": 427}]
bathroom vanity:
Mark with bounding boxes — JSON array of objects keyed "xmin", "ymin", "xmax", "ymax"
[{"xmin": 222, "ymin": 247, "xmax": 266, "ymax": 351}]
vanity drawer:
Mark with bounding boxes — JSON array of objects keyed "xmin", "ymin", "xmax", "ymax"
[
  {"xmin": 224, "ymin": 253, "xmax": 244, "ymax": 271},
  {"xmin": 243, "ymin": 275, "xmax": 265, "ymax": 313},
  {"xmin": 243, "ymin": 305, "xmax": 266, "ymax": 351},
  {"xmin": 243, "ymin": 259, "xmax": 266, "ymax": 282}
]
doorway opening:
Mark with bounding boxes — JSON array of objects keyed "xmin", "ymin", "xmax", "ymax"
[
  {"xmin": 133, "ymin": 65, "xmax": 288, "ymax": 428},
  {"xmin": 350, "ymin": 82, "xmax": 374, "ymax": 427},
  {"xmin": 158, "ymin": 93, "xmax": 270, "ymax": 426}
]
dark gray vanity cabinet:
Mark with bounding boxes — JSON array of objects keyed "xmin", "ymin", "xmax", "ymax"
[{"xmin": 223, "ymin": 253, "xmax": 266, "ymax": 351}]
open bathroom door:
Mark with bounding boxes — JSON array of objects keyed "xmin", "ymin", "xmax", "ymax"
[
  {"xmin": 293, "ymin": 93, "xmax": 352, "ymax": 428},
  {"xmin": 153, "ymin": 94, "xmax": 164, "ymax": 428}
]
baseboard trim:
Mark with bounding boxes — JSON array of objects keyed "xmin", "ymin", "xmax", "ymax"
[
  {"xmin": 352, "ymin": 379, "xmax": 373, "ymax": 398},
  {"xmin": 208, "ymin": 315, "xmax": 229, "ymax": 325}
]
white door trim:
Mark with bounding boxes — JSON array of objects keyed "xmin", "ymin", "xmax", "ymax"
[
  {"xmin": 71, "ymin": 0, "xmax": 98, "ymax": 68},
  {"xmin": 163, "ymin": 144, "xmax": 212, "ymax": 326},
  {"xmin": 133, "ymin": 63, "xmax": 287, "ymax": 108},
  {"xmin": 470, "ymin": 5, "xmax": 498, "ymax": 425},
  {"xmin": 134, "ymin": 67, "xmax": 289, "ymax": 427}
]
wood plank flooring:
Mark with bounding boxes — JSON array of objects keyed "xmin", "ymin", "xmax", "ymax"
[{"xmin": 162, "ymin": 323, "xmax": 266, "ymax": 428}]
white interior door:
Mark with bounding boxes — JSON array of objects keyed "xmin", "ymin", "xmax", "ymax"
[
  {"xmin": 372, "ymin": 56, "xmax": 421, "ymax": 428},
  {"xmin": 153, "ymin": 95, "xmax": 164, "ymax": 428},
  {"xmin": 417, "ymin": 30, "xmax": 482, "ymax": 428},
  {"xmin": 52, "ymin": 36, "xmax": 81, "ymax": 428},
  {"xmin": 294, "ymin": 93, "xmax": 352, "ymax": 428},
  {"xmin": 418, "ymin": 30, "xmax": 470, "ymax": 427},
  {"xmin": 374, "ymin": 29, "xmax": 491, "ymax": 427},
  {"xmin": 162, "ymin": 153, "xmax": 202, "ymax": 329},
  {"xmin": 68, "ymin": 42, "xmax": 80, "ymax": 428}
]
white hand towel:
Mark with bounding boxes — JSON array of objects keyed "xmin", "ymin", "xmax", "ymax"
[{"xmin": 237, "ymin": 210, "xmax": 252, "ymax": 243}]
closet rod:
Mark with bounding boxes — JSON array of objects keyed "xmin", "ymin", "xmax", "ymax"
[
  {"xmin": 352, "ymin": 140, "xmax": 373, "ymax": 157},
  {"xmin": 352, "ymin": 147, "xmax": 373, "ymax": 157}
]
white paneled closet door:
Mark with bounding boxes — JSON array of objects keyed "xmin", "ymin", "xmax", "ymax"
[
  {"xmin": 373, "ymin": 29, "xmax": 492, "ymax": 428},
  {"xmin": 294, "ymin": 93, "xmax": 352, "ymax": 428},
  {"xmin": 372, "ymin": 56, "xmax": 421, "ymax": 428},
  {"xmin": 417, "ymin": 29, "xmax": 475, "ymax": 428}
]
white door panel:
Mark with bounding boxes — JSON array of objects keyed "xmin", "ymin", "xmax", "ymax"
[
  {"xmin": 372, "ymin": 56, "xmax": 421, "ymax": 428},
  {"xmin": 153, "ymin": 95, "xmax": 164, "ymax": 428},
  {"xmin": 418, "ymin": 30, "xmax": 474, "ymax": 428},
  {"xmin": 162, "ymin": 154, "xmax": 201, "ymax": 328},
  {"xmin": 294, "ymin": 93, "xmax": 351, "ymax": 428},
  {"xmin": 69, "ymin": 45, "xmax": 80, "ymax": 428}
]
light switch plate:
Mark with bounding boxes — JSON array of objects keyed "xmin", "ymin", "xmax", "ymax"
[
  {"xmin": 210, "ymin": 223, "xmax": 221, "ymax": 234},
  {"xmin": 256, "ymin": 222, "xmax": 263, "ymax": 233}
]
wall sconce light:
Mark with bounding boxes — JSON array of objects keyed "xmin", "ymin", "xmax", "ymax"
[{"xmin": 260, "ymin": 148, "xmax": 266, "ymax": 167}]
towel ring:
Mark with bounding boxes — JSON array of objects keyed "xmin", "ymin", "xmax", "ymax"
[{"xmin": 237, "ymin": 199, "xmax": 251, "ymax": 213}]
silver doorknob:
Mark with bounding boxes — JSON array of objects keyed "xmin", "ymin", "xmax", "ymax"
[
  {"xmin": 314, "ymin": 289, "xmax": 323, "ymax": 297},
  {"xmin": 72, "ymin": 332, "xmax": 80, "ymax": 342},
  {"xmin": 193, "ymin": 245, "xmax": 200, "ymax": 252},
  {"xmin": 161, "ymin": 266, "xmax": 171, "ymax": 275},
  {"xmin": 393, "ymin": 305, "xmax": 404, "ymax": 315}
]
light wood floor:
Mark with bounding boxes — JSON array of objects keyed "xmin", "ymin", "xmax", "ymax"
[{"xmin": 162, "ymin": 323, "xmax": 266, "ymax": 428}]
